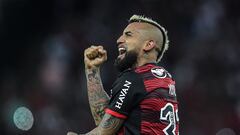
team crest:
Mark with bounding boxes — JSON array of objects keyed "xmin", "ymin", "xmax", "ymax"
[{"xmin": 151, "ymin": 68, "xmax": 167, "ymax": 78}]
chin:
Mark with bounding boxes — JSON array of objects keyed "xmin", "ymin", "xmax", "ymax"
[{"xmin": 114, "ymin": 50, "xmax": 138, "ymax": 72}]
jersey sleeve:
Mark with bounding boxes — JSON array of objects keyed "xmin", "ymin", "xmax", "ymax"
[{"xmin": 105, "ymin": 71, "xmax": 146, "ymax": 119}]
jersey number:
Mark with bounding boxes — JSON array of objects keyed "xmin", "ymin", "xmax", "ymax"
[{"xmin": 160, "ymin": 103, "xmax": 179, "ymax": 135}]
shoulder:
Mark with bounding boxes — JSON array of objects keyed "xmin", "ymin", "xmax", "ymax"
[
  {"xmin": 134, "ymin": 63, "xmax": 175, "ymax": 92},
  {"xmin": 135, "ymin": 63, "xmax": 172, "ymax": 79}
]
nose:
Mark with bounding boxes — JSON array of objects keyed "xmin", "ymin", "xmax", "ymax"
[{"xmin": 117, "ymin": 35, "xmax": 125, "ymax": 46}]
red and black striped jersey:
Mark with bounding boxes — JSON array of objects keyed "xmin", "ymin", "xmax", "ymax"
[{"xmin": 105, "ymin": 63, "xmax": 179, "ymax": 135}]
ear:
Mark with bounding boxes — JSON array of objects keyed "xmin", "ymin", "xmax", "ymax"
[{"xmin": 143, "ymin": 40, "xmax": 156, "ymax": 52}]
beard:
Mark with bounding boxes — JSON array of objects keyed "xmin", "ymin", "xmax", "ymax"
[{"xmin": 114, "ymin": 50, "xmax": 138, "ymax": 72}]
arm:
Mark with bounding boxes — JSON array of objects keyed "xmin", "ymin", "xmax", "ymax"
[
  {"xmin": 86, "ymin": 113, "xmax": 124, "ymax": 135},
  {"xmin": 84, "ymin": 46, "xmax": 110, "ymax": 125},
  {"xmin": 85, "ymin": 68, "xmax": 110, "ymax": 125},
  {"xmin": 67, "ymin": 113, "xmax": 124, "ymax": 135}
]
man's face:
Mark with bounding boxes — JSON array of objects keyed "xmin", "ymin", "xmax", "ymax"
[{"xmin": 114, "ymin": 22, "xmax": 146, "ymax": 72}]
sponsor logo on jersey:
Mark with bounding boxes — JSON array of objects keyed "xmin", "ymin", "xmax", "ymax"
[
  {"xmin": 151, "ymin": 68, "xmax": 167, "ymax": 78},
  {"xmin": 115, "ymin": 80, "xmax": 132, "ymax": 109}
]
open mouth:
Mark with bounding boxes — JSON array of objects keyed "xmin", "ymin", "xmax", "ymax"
[{"xmin": 118, "ymin": 47, "xmax": 127, "ymax": 59}]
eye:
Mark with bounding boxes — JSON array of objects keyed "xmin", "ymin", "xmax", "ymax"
[{"xmin": 125, "ymin": 31, "xmax": 132, "ymax": 37}]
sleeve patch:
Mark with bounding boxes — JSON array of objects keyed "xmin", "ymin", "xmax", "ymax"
[{"xmin": 151, "ymin": 67, "xmax": 167, "ymax": 78}]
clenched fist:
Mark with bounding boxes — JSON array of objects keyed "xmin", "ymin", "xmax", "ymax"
[{"xmin": 84, "ymin": 45, "xmax": 107, "ymax": 69}]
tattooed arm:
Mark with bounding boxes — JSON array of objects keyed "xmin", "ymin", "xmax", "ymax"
[
  {"xmin": 67, "ymin": 113, "xmax": 124, "ymax": 135},
  {"xmin": 86, "ymin": 113, "xmax": 124, "ymax": 135},
  {"xmin": 84, "ymin": 46, "xmax": 110, "ymax": 125},
  {"xmin": 86, "ymin": 68, "xmax": 110, "ymax": 125}
]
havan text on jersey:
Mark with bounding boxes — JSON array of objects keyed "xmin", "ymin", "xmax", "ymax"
[{"xmin": 115, "ymin": 80, "xmax": 132, "ymax": 109}]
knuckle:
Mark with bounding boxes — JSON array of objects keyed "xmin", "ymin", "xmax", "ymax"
[{"xmin": 84, "ymin": 48, "xmax": 91, "ymax": 53}]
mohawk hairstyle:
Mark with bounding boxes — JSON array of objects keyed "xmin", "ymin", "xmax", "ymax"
[{"xmin": 129, "ymin": 15, "xmax": 169, "ymax": 62}]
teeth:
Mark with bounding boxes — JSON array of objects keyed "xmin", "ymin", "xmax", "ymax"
[
  {"xmin": 118, "ymin": 47, "xmax": 126, "ymax": 55},
  {"xmin": 118, "ymin": 48, "xmax": 126, "ymax": 51}
]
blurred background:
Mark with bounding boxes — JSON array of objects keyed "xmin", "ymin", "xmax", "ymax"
[{"xmin": 0, "ymin": 0, "xmax": 240, "ymax": 134}]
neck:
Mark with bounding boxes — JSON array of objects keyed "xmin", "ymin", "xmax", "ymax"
[
  {"xmin": 133, "ymin": 59, "xmax": 157, "ymax": 68},
  {"xmin": 133, "ymin": 52, "xmax": 158, "ymax": 68}
]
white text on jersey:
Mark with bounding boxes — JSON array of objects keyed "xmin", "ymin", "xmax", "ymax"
[{"xmin": 115, "ymin": 80, "xmax": 132, "ymax": 109}]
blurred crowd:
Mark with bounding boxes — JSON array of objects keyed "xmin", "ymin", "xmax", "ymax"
[{"xmin": 0, "ymin": 0, "xmax": 240, "ymax": 135}]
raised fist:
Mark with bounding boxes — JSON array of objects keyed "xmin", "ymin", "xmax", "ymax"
[{"xmin": 84, "ymin": 45, "xmax": 107, "ymax": 69}]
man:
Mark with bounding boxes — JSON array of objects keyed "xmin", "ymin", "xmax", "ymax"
[{"xmin": 68, "ymin": 15, "xmax": 179, "ymax": 135}]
